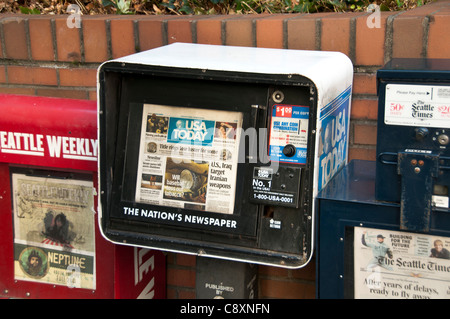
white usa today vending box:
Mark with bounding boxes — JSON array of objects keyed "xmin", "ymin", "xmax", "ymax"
[{"xmin": 97, "ymin": 43, "xmax": 353, "ymax": 268}]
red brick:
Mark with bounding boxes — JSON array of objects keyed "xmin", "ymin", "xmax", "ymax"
[
  {"xmin": 256, "ymin": 15, "xmax": 284, "ymax": 49},
  {"xmin": 177, "ymin": 289, "xmax": 196, "ymax": 299},
  {"xmin": 167, "ymin": 17, "xmax": 193, "ymax": 44},
  {"xmin": 36, "ymin": 88, "xmax": 88, "ymax": 100},
  {"xmin": 166, "ymin": 268, "xmax": 196, "ymax": 288},
  {"xmin": 351, "ymin": 97, "xmax": 378, "ymax": 120},
  {"xmin": 349, "ymin": 147, "xmax": 376, "ymax": 161},
  {"xmin": 166, "ymin": 287, "xmax": 177, "ymax": 299},
  {"xmin": 353, "ymin": 123, "xmax": 377, "ymax": 145},
  {"xmin": 427, "ymin": 13, "xmax": 450, "ymax": 59},
  {"xmin": 286, "ymin": 15, "xmax": 317, "ymax": 50},
  {"xmin": 259, "ymin": 279, "xmax": 315, "ymax": 299},
  {"xmin": 196, "ymin": 16, "xmax": 227, "ymax": 45},
  {"xmin": 0, "ymin": 87, "xmax": 35, "ymax": 96},
  {"xmin": 88, "ymin": 90, "xmax": 97, "ymax": 101},
  {"xmin": 355, "ymin": 12, "xmax": 395, "ymax": 66},
  {"xmin": 29, "ymin": 17, "xmax": 54, "ymax": 61},
  {"xmin": 0, "ymin": 66, "xmax": 6, "ymax": 84},
  {"xmin": 82, "ymin": 17, "xmax": 108, "ymax": 63},
  {"xmin": 353, "ymin": 73, "xmax": 377, "ymax": 95},
  {"xmin": 224, "ymin": 16, "xmax": 254, "ymax": 47},
  {"xmin": 59, "ymin": 68, "xmax": 97, "ymax": 87},
  {"xmin": 8, "ymin": 66, "xmax": 57, "ymax": 86},
  {"xmin": 321, "ymin": 13, "xmax": 355, "ymax": 56},
  {"xmin": 110, "ymin": 18, "xmax": 136, "ymax": 59},
  {"xmin": 175, "ymin": 254, "xmax": 196, "ymax": 267},
  {"xmin": 258, "ymin": 265, "xmax": 289, "ymax": 277},
  {"xmin": 138, "ymin": 17, "xmax": 165, "ymax": 51},
  {"xmin": 2, "ymin": 17, "xmax": 28, "ymax": 60},
  {"xmin": 392, "ymin": 15, "xmax": 425, "ymax": 58},
  {"xmin": 166, "ymin": 252, "xmax": 176, "ymax": 265},
  {"xmin": 54, "ymin": 17, "xmax": 82, "ymax": 62},
  {"xmin": 291, "ymin": 259, "xmax": 315, "ymax": 281}
]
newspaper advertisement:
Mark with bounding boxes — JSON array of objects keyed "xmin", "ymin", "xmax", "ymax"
[
  {"xmin": 12, "ymin": 173, "xmax": 96, "ymax": 289},
  {"xmin": 354, "ymin": 227, "xmax": 450, "ymax": 299},
  {"xmin": 269, "ymin": 104, "xmax": 309, "ymax": 164},
  {"xmin": 384, "ymin": 84, "xmax": 450, "ymax": 129},
  {"xmin": 135, "ymin": 104, "xmax": 243, "ymax": 215}
]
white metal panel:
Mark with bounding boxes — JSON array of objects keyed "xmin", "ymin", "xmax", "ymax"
[{"xmin": 105, "ymin": 43, "xmax": 353, "ymax": 109}]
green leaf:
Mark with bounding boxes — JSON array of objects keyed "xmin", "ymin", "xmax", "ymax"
[
  {"xmin": 19, "ymin": 6, "xmax": 40, "ymax": 14},
  {"xmin": 292, "ymin": 3, "xmax": 308, "ymax": 13},
  {"xmin": 160, "ymin": 2, "xmax": 176, "ymax": 9},
  {"xmin": 380, "ymin": 3, "xmax": 389, "ymax": 11},
  {"xmin": 117, "ymin": 0, "xmax": 132, "ymax": 13},
  {"xmin": 102, "ymin": 0, "xmax": 117, "ymax": 7},
  {"xmin": 180, "ymin": 5, "xmax": 193, "ymax": 13}
]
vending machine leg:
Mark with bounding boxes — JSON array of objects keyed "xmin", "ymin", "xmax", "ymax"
[{"xmin": 195, "ymin": 257, "xmax": 258, "ymax": 299}]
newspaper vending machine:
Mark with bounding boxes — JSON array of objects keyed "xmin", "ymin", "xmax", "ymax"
[
  {"xmin": 0, "ymin": 94, "xmax": 165, "ymax": 299},
  {"xmin": 97, "ymin": 43, "xmax": 353, "ymax": 268},
  {"xmin": 317, "ymin": 59, "xmax": 450, "ymax": 299},
  {"xmin": 375, "ymin": 58, "xmax": 450, "ymax": 232}
]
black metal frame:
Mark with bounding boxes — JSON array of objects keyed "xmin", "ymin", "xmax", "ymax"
[{"xmin": 98, "ymin": 61, "xmax": 318, "ymax": 268}]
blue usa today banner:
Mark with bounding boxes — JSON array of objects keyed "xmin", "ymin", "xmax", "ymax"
[{"xmin": 167, "ymin": 118, "xmax": 216, "ymax": 146}]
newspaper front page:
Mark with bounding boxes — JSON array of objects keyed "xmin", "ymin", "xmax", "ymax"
[
  {"xmin": 135, "ymin": 104, "xmax": 243, "ymax": 215},
  {"xmin": 354, "ymin": 227, "xmax": 450, "ymax": 299},
  {"xmin": 12, "ymin": 173, "xmax": 96, "ymax": 289}
]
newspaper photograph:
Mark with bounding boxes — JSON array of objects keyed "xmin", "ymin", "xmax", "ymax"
[
  {"xmin": 11, "ymin": 173, "xmax": 96, "ymax": 289},
  {"xmin": 354, "ymin": 226, "xmax": 450, "ymax": 299},
  {"xmin": 135, "ymin": 104, "xmax": 243, "ymax": 215}
]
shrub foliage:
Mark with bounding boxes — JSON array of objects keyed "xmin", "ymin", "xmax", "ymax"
[{"xmin": 0, "ymin": 0, "xmax": 434, "ymax": 15}]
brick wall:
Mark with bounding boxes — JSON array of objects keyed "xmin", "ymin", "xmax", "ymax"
[{"xmin": 1, "ymin": 0, "xmax": 450, "ymax": 299}]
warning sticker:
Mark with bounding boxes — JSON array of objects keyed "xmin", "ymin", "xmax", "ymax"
[{"xmin": 384, "ymin": 84, "xmax": 450, "ymax": 128}]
